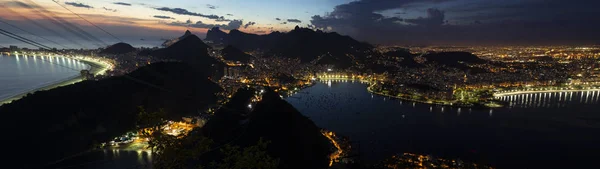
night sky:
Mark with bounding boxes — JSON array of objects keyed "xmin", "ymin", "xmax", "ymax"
[{"xmin": 1, "ymin": 0, "xmax": 599, "ymax": 48}]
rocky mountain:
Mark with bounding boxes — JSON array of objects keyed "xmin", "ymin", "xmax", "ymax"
[
  {"xmin": 206, "ymin": 26, "xmax": 375, "ymax": 69},
  {"xmin": 152, "ymin": 34, "xmax": 216, "ymax": 66},
  {"xmin": 100, "ymin": 42, "xmax": 135, "ymax": 54},
  {"xmin": 221, "ymin": 45, "xmax": 255, "ymax": 63},
  {"xmin": 162, "ymin": 30, "xmax": 193, "ymax": 47}
]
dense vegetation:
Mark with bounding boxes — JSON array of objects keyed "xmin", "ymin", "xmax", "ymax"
[
  {"xmin": 0, "ymin": 62, "xmax": 222, "ymax": 168},
  {"xmin": 139, "ymin": 88, "xmax": 333, "ymax": 169}
]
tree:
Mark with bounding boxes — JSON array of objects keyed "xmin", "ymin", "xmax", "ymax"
[
  {"xmin": 136, "ymin": 107, "xmax": 279, "ymax": 169},
  {"xmin": 209, "ymin": 138, "xmax": 279, "ymax": 169}
]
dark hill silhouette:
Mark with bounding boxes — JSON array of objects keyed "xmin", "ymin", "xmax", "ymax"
[
  {"xmin": 1, "ymin": 62, "xmax": 222, "ymax": 168},
  {"xmin": 206, "ymin": 26, "xmax": 374, "ymax": 69},
  {"xmin": 383, "ymin": 49, "xmax": 422, "ymax": 68},
  {"xmin": 534, "ymin": 56, "xmax": 556, "ymax": 62},
  {"xmin": 221, "ymin": 45, "xmax": 255, "ymax": 63},
  {"xmin": 201, "ymin": 87, "xmax": 256, "ymax": 143},
  {"xmin": 200, "ymin": 88, "xmax": 333, "ymax": 169},
  {"xmin": 423, "ymin": 52, "xmax": 487, "ymax": 64},
  {"xmin": 205, "ymin": 27, "xmax": 229, "ymax": 44},
  {"xmin": 241, "ymin": 89, "xmax": 332, "ymax": 169},
  {"xmin": 100, "ymin": 42, "xmax": 135, "ymax": 54},
  {"xmin": 162, "ymin": 30, "xmax": 193, "ymax": 47},
  {"xmin": 423, "ymin": 52, "xmax": 488, "ymax": 73},
  {"xmin": 152, "ymin": 34, "xmax": 215, "ymax": 65}
]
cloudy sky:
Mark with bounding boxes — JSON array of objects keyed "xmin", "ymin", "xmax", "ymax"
[{"xmin": 0, "ymin": 0, "xmax": 599, "ymax": 48}]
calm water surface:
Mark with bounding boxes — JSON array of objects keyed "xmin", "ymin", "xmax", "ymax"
[
  {"xmin": 53, "ymin": 80, "xmax": 600, "ymax": 169},
  {"xmin": 0, "ymin": 54, "xmax": 89, "ymax": 101},
  {"xmin": 286, "ymin": 80, "xmax": 600, "ymax": 168}
]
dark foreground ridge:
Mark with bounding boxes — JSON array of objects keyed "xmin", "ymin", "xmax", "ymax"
[
  {"xmin": 0, "ymin": 62, "xmax": 222, "ymax": 168},
  {"xmin": 200, "ymin": 88, "xmax": 333, "ymax": 169}
]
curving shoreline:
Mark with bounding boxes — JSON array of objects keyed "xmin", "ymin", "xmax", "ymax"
[{"xmin": 0, "ymin": 56, "xmax": 110, "ymax": 105}]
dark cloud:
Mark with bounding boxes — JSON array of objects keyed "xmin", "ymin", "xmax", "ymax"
[
  {"xmin": 102, "ymin": 7, "xmax": 117, "ymax": 12},
  {"xmin": 404, "ymin": 8, "xmax": 444, "ymax": 26},
  {"xmin": 64, "ymin": 2, "xmax": 93, "ymax": 9},
  {"xmin": 244, "ymin": 21, "xmax": 256, "ymax": 28},
  {"xmin": 287, "ymin": 19, "xmax": 302, "ymax": 23},
  {"xmin": 168, "ymin": 20, "xmax": 243, "ymax": 30},
  {"xmin": 215, "ymin": 17, "xmax": 231, "ymax": 22},
  {"xmin": 275, "ymin": 18, "xmax": 281, "ymax": 21},
  {"xmin": 113, "ymin": 2, "xmax": 131, "ymax": 6},
  {"xmin": 155, "ymin": 7, "xmax": 229, "ymax": 21},
  {"xmin": 153, "ymin": 15, "xmax": 174, "ymax": 19},
  {"xmin": 207, "ymin": 4, "xmax": 216, "ymax": 9},
  {"xmin": 310, "ymin": 0, "xmax": 600, "ymax": 45},
  {"xmin": 227, "ymin": 14, "xmax": 233, "ymax": 16},
  {"xmin": 281, "ymin": 22, "xmax": 287, "ymax": 24}
]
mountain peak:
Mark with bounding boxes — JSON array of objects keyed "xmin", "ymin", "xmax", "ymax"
[
  {"xmin": 152, "ymin": 34, "xmax": 216, "ymax": 67},
  {"xmin": 162, "ymin": 30, "xmax": 195, "ymax": 47},
  {"xmin": 206, "ymin": 27, "xmax": 228, "ymax": 43}
]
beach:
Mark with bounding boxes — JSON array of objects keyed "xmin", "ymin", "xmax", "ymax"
[{"xmin": 0, "ymin": 56, "xmax": 110, "ymax": 105}]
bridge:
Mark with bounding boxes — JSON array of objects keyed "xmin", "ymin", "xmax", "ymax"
[
  {"xmin": 493, "ymin": 87, "xmax": 600, "ymax": 97},
  {"xmin": 495, "ymin": 90, "xmax": 600, "ymax": 107}
]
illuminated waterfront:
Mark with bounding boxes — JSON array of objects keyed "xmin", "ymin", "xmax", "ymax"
[
  {"xmin": 286, "ymin": 81, "xmax": 600, "ymax": 169},
  {"xmin": 0, "ymin": 54, "xmax": 90, "ymax": 102},
  {"xmin": 496, "ymin": 90, "xmax": 600, "ymax": 108}
]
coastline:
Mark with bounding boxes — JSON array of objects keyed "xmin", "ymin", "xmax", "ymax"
[
  {"xmin": 0, "ymin": 57, "xmax": 108, "ymax": 105},
  {"xmin": 366, "ymin": 84, "xmax": 469, "ymax": 107},
  {"xmin": 314, "ymin": 78, "xmax": 469, "ymax": 107}
]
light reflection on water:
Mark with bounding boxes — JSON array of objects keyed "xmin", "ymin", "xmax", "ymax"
[
  {"xmin": 286, "ymin": 81, "xmax": 600, "ymax": 169},
  {"xmin": 0, "ymin": 54, "xmax": 89, "ymax": 101},
  {"xmin": 51, "ymin": 149, "xmax": 153, "ymax": 169},
  {"xmin": 496, "ymin": 90, "xmax": 600, "ymax": 108}
]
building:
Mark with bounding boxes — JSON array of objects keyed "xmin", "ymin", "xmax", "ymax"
[{"xmin": 9, "ymin": 45, "xmax": 18, "ymax": 52}]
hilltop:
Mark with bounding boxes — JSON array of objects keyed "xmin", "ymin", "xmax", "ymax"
[
  {"xmin": 199, "ymin": 88, "xmax": 333, "ymax": 169},
  {"xmin": 221, "ymin": 45, "xmax": 255, "ymax": 63},
  {"xmin": 206, "ymin": 26, "xmax": 375, "ymax": 69},
  {"xmin": 423, "ymin": 52, "xmax": 489, "ymax": 73},
  {"xmin": 100, "ymin": 42, "xmax": 135, "ymax": 54},
  {"xmin": 151, "ymin": 32, "xmax": 224, "ymax": 79}
]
